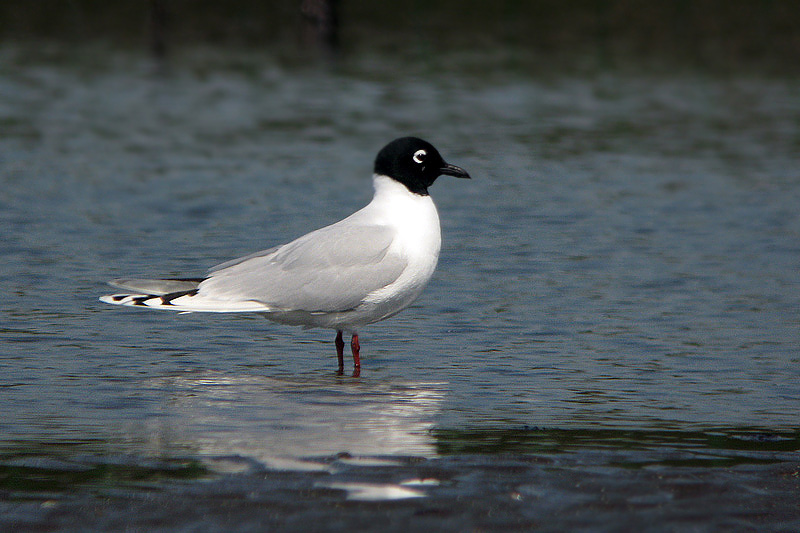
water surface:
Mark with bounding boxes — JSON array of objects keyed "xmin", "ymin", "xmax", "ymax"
[{"xmin": 1, "ymin": 46, "xmax": 799, "ymax": 530}]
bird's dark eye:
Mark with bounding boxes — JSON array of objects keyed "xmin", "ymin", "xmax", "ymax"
[{"xmin": 412, "ymin": 149, "xmax": 427, "ymax": 164}]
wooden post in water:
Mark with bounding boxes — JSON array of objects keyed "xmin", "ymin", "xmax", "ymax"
[
  {"xmin": 300, "ymin": 0, "xmax": 339, "ymax": 56},
  {"xmin": 149, "ymin": 0, "xmax": 169, "ymax": 60}
]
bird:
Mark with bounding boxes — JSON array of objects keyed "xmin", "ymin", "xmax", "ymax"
[{"xmin": 100, "ymin": 137, "xmax": 471, "ymax": 375}]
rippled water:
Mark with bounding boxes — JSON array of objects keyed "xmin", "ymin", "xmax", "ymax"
[{"xmin": 1, "ymin": 46, "xmax": 799, "ymax": 530}]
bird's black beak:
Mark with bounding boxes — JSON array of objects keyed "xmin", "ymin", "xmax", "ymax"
[{"xmin": 440, "ymin": 163, "xmax": 471, "ymax": 179}]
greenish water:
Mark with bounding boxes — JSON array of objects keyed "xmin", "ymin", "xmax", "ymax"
[{"xmin": 1, "ymin": 45, "xmax": 798, "ymax": 530}]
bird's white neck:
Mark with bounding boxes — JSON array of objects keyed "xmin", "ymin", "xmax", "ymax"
[
  {"xmin": 371, "ymin": 173, "xmax": 424, "ymax": 198},
  {"xmin": 363, "ymin": 174, "xmax": 441, "ymax": 259},
  {"xmin": 367, "ymin": 174, "xmax": 439, "ymax": 222}
]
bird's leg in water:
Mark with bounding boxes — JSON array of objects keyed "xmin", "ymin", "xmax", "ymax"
[
  {"xmin": 335, "ymin": 330, "xmax": 345, "ymax": 374},
  {"xmin": 351, "ymin": 334, "xmax": 361, "ymax": 376}
]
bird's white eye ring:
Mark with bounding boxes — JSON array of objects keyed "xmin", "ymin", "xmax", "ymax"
[{"xmin": 413, "ymin": 149, "xmax": 427, "ymax": 164}]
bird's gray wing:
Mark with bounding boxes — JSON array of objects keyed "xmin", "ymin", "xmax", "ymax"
[
  {"xmin": 198, "ymin": 223, "xmax": 406, "ymax": 313},
  {"xmin": 108, "ymin": 278, "xmax": 202, "ymax": 295},
  {"xmin": 207, "ymin": 245, "xmax": 281, "ymax": 273}
]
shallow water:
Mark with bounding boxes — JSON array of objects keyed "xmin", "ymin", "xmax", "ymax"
[{"xmin": 1, "ymin": 46, "xmax": 799, "ymax": 530}]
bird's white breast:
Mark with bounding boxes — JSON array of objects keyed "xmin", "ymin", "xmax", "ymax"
[{"xmin": 357, "ymin": 175, "xmax": 442, "ymax": 317}]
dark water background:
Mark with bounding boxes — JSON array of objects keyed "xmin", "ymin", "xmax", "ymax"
[{"xmin": 1, "ymin": 4, "xmax": 800, "ymax": 529}]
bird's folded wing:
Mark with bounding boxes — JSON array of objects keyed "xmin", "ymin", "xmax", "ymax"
[
  {"xmin": 108, "ymin": 278, "xmax": 203, "ymax": 295},
  {"xmin": 199, "ymin": 224, "xmax": 406, "ymax": 313}
]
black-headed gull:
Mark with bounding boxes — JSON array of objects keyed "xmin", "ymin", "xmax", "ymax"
[{"xmin": 101, "ymin": 137, "xmax": 471, "ymax": 375}]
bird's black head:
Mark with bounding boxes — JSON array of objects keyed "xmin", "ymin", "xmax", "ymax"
[{"xmin": 373, "ymin": 137, "xmax": 471, "ymax": 195}]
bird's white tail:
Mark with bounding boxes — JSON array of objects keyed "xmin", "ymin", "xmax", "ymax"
[{"xmin": 100, "ymin": 278, "xmax": 271, "ymax": 313}]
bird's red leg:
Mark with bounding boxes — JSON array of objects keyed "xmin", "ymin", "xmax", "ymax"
[
  {"xmin": 335, "ymin": 330, "xmax": 345, "ymax": 374},
  {"xmin": 351, "ymin": 334, "xmax": 361, "ymax": 376}
]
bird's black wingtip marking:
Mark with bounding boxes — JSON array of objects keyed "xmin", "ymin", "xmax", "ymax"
[
  {"xmin": 160, "ymin": 289, "xmax": 199, "ymax": 306},
  {"xmin": 132, "ymin": 296, "xmax": 151, "ymax": 306}
]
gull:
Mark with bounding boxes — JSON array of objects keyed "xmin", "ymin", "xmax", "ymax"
[{"xmin": 101, "ymin": 137, "xmax": 471, "ymax": 375}]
